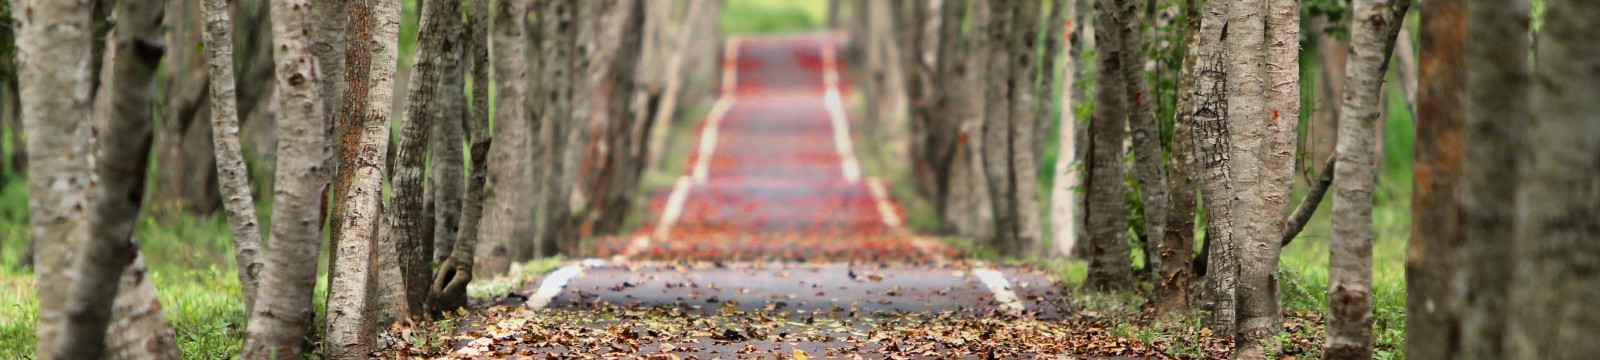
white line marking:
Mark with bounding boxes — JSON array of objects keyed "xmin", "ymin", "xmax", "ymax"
[
  {"xmin": 972, "ymin": 267, "xmax": 1026, "ymax": 314},
  {"xmin": 526, "ymin": 259, "xmax": 605, "ymax": 309},
  {"xmin": 720, "ymin": 36, "xmax": 742, "ymax": 95},
  {"xmin": 864, "ymin": 177, "xmax": 902, "ymax": 228},
  {"xmin": 691, "ymin": 98, "xmax": 735, "ymax": 183},
  {"xmin": 819, "ymin": 45, "xmax": 862, "ymax": 183},
  {"xmin": 655, "ymin": 176, "xmax": 693, "ymax": 239}
]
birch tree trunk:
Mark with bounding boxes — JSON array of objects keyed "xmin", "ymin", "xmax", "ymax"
[
  {"xmin": 1323, "ymin": 0, "xmax": 1394, "ymax": 357},
  {"xmin": 1507, "ymin": 1, "xmax": 1600, "ymax": 356},
  {"xmin": 477, "ymin": 0, "xmax": 533, "ymax": 275},
  {"xmin": 1085, "ymin": 0, "xmax": 1133, "ymax": 289},
  {"xmin": 1189, "ymin": 0, "xmax": 1238, "ymax": 334},
  {"xmin": 12, "ymin": 0, "xmax": 96, "ymax": 355},
  {"xmin": 325, "ymin": 0, "xmax": 401, "ymax": 355},
  {"xmin": 312, "ymin": 0, "xmax": 347, "ymax": 177},
  {"xmin": 242, "ymin": 0, "xmax": 330, "ymax": 356},
  {"xmin": 200, "ymin": 0, "xmax": 266, "ymax": 313},
  {"xmin": 1408, "ymin": 0, "xmax": 1465, "ymax": 356},
  {"xmin": 1155, "ymin": 0, "xmax": 1201, "ymax": 313},
  {"xmin": 1049, "ymin": 0, "xmax": 1083, "ymax": 258},
  {"xmin": 51, "ymin": 0, "xmax": 163, "ymax": 355},
  {"xmin": 1005, "ymin": 0, "xmax": 1044, "ymax": 256},
  {"xmin": 383, "ymin": 0, "xmax": 463, "ymax": 320},
  {"xmin": 430, "ymin": 0, "xmax": 492, "ymax": 310},
  {"xmin": 430, "ymin": 31, "xmax": 468, "ymax": 263},
  {"xmin": 1116, "ymin": 0, "xmax": 1169, "ymax": 283},
  {"xmin": 1454, "ymin": 0, "xmax": 1528, "ymax": 358}
]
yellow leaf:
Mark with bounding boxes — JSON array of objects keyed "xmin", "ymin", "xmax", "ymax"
[{"xmin": 793, "ymin": 348, "xmax": 810, "ymax": 360}]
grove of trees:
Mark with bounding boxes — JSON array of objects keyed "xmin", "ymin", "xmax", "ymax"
[{"xmin": 1, "ymin": 0, "xmax": 1594, "ymax": 358}]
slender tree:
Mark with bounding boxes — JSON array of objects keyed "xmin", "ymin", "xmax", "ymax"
[
  {"xmin": 1189, "ymin": 0, "xmax": 1237, "ymax": 333},
  {"xmin": 50, "ymin": 0, "xmax": 163, "ymax": 356},
  {"xmin": 1005, "ymin": 0, "xmax": 1045, "ymax": 256},
  {"xmin": 1049, "ymin": 0, "xmax": 1083, "ymax": 258},
  {"xmin": 241, "ymin": 0, "xmax": 330, "ymax": 356},
  {"xmin": 1117, "ymin": 0, "xmax": 1170, "ymax": 285},
  {"xmin": 199, "ymin": 0, "xmax": 266, "ymax": 313},
  {"xmin": 1156, "ymin": 0, "xmax": 1201, "ymax": 313},
  {"xmin": 1407, "ymin": 0, "xmax": 1464, "ymax": 356},
  {"xmin": 1508, "ymin": 1, "xmax": 1600, "ymax": 356},
  {"xmin": 12, "ymin": 0, "xmax": 96, "ymax": 354},
  {"xmin": 1323, "ymin": 0, "xmax": 1396, "ymax": 357},
  {"xmin": 1085, "ymin": 0, "xmax": 1133, "ymax": 289},
  {"xmin": 478, "ymin": 0, "xmax": 534, "ymax": 274},
  {"xmin": 430, "ymin": 0, "xmax": 494, "ymax": 313}
]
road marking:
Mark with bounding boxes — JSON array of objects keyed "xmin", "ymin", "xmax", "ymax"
[
  {"xmin": 865, "ymin": 177, "xmax": 902, "ymax": 228},
  {"xmin": 526, "ymin": 259, "xmax": 604, "ymax": 309},
  {"xmin": 971, "ymin": 267, "xmax": 1026, "ymax": 314},
  {"xmin": 819, "ymin": 45, "xmax": 862, "ymax": 183},
  {"xmin": 655, "ymin": 176, "xmax": 693, "ymax": 239},
  {"xmin": 692, "ymin": 37, "xmax": 742, "ymax": 184}
]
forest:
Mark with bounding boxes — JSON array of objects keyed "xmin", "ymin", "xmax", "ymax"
[{"xmin": 0, "ymin": 0, "xmax": 1595, "ymax": 359}]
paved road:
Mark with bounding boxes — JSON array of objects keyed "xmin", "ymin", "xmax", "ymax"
[{"xmin": 459, "ymin": 34, "xmax": 1070, "ymax": 358}]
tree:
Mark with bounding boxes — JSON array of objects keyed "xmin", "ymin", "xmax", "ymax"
[
  {"xmin": 241, "ymin": 0, "xmax": 330, "ymax": 357},
  {"xmin": 49, "ymin": 0, "xmax": 163, "ymax": 356},
  {"xmin": 1084, "ymin": 0, "xmax": 1132, "ymax": 290},
  {"xmin": 1117, "ymin": 0, "xmax": 1169, "ymax": 288},
  {"xmin": 382, "ymin": 0, "xmax": 464, "ymax": 320},
  {"xmin": 1049, "ymin": 0, "xmax": 1084, "ymax": 259},
  {"xmin": 1188, "ymin": 0, "xmax": 1237, "ymax": 333},
  {"xmin": 1323, "ymin": 0, "xmax": 1399, "ymax": 357},
  {"xmin": 477, "ymin": 0, "xmax": 533, "ymax": 275},
  {"xmin": 11, "ymin": 0, "xmax": 96, "ymax": 354},
  {"xmin": 199, "ymin": 0, "xmax": 266, "ymax": 313},
  {"xmin": 1156, "ymin": 0, "xmax": 1200, "ymax": 313},
  {"xmin": 1003, "ymin": 0, "xmax": 1045, "ymax": 256},
  {"xmin": 324, "ymin": 0, "xmax": 401, "ymax": 355},
  {"xmin": 430, "ymin": 0, "xmax": 494, "ymax": 314},
  {"xmin": 1507, "ymin": 0, "xmax": 1600, "ymax": 356},
  {"xmin": 1407, "ymin": 0, "xmax": 1464, "ymax": 357}
]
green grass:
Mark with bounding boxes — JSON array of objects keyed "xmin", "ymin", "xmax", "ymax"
[{"xmin": 720, "ymin": 0, "xmax": 830, "ymax": 34}]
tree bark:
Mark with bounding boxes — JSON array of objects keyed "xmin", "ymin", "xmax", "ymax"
[
  {"xmin": 199, "ymin": 0, "xmax": 267, "ymax": 313},
  {"xmin": 51, "ymin": 0, "xmax": 163, "ymax": 356},
  {"xmin": 382, "ymin": 0, "xmax": 463, "ymax": 321},
  {"xmin": 1507, "ymin": 1, "xmax": 1600, "ymax": 357},
  {"xmin": 1453, "ymin": 0, "xmax": 1527, "ymax": 358},
  {"xmin": 324, "ymin": 0, "xmax": 400, "ymax": 355},
  {"xmin": 946, "ymin": 0, "xmax": 995, "ymax": 240},
  {"xmin": 981, "ymin": 0, "xmax": 1016, "ymax": 255},
  {"xmin": 313, "ymin": 0, "xmax": 348, "ymax": 180},
  {"xmin": 1117, "ymin": 0, "xmax": 1169, "ymax": 285},
  {"xmin": 1049, "ymin": 0, "xmax": 1083, "ymax": 258},
  {"xmin": 588, "ymin": 0, "xmax": 650, "ymax": 242},
  {"xmin": 104, "ymin": 252, "xmax": 181, "ymax": 360},
  {"xmin": 477, "ymin": 0, "xmax": 533, "ymax": 275},
  {"xmin": 241, "ymin": 0, "xmax": 330, "ymax": 356},
  {"xmin": 1155, "ymin": 0, "xmax": 1201, "ymax": 314},
  {"xmin": 1189, "ymin": 0, "xmax": 1239, "ymax": 334},
  {"xmin": 1407, "ymin": 0, "xmax": 1465, "ymax": 356},
  {"xmin": 1006, "ymin": 0, "xmax": 1045, "ymax": 256},
  {"xmin": 1085, "ymin": 0, "xmax": 1133, "ymax": 290},
  {"xmin": 430, "ymin": 0, "xmax": 492, "ymax": 309},
  {"xmin": 12, "ymin": 0, "xmax": 96, "ymax": 355},
  {"xmin": 430, "ymin": 29, "xmax": 468, "ymax": 263},
  {"xmin": 1322, "ymin": 0, "xmax": 1395, "ymax": 357}
]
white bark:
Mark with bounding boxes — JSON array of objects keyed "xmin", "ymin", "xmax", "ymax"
[
  {"xmin": 241, "ymin": 0, "xmax": 330, "ymax": 356},
  {"xmin": 200, "ymin": 0, "xmax": 265, "ymax": 312},
  {"xmin": 11, "ymin": 0, "xmax": 96, "ymax": 355}
]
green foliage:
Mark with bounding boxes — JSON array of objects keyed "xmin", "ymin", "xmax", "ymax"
[{"xmin": 720, "ymin": 0, "xmax": 829, "ymax": 34}]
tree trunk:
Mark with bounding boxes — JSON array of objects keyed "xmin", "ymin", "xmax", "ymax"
[
  {"xmin": 382, "ymin": 0, "xmax": 463, "ymax": 321},
  {"xmin": 1117, "ymin": 0, "xmax": 1169, "ymax": 285},
  {"xmin": 104, "ymin": 252, "xmax": 181, "ymax": 360},
  {"xmin": 324, "ymin": 0, "xmax": 400, "ymax": 355},
  {"xmin": 588, "ymin": 0, "xmax": 650, "ymax": 241},
  {"xmin": 1049, "ymin": 0, "xmax": 1082, "ymax": 258},
  {"xmin": 1507, "ymin": 1, "xmax": 1600, "ymax": 357},
  {"xmin": 1155, "ymin": 0, "xmax": 1201, "ymax": 314},
  {"xmin": 12, "ymin": 0, "xmax": 96, "ymax": 355},
  {"xmin": 1190, "ymin": 0, "xmax": 1238, "ymax": 334},
  {"xmin": 313, "ymin": 0, "xmax": 348, "ymax": 179},
  {"xmin": 241, "ymin": 0, "xmax": 330, "ymax": 356},
  {"xmin": 1407, "ymin": 0, "xmax": 1465, "ymax": 357},
  {"xmin": 430, "ymin": 24, "xmax": 468, "ymax": 263},
  {"xmin": 1453, "ymin": 0, "xmax": 1528, "ymax": 358},
  {"xmin": 430, "ymin": 0, "xmax": 493, "ymax": 311},
  {"xmin": 1005, "ymin": 0, "xmax": 1044, "ymax": 256},
  {"xmin": 1236, "ymin": 0, "xmax": 1303, "ymax": 352},
  {"xmin": 980, "ymin": 0, "xmax": 1016, "ymax": 255},
  {"xmin": 1323, "ymin": 0, "xmax": 1394, "ymax": 357},
  {"xmin": 1085, "ymin": 0, "xmax": 1133, "ymax": 290},
  {"xmin": 198, "ymin": 0, "xmax": 267, "ymax": 313},
  {"xmin": 477, "ymin": 0, "xmax": 533, "ymax": 275},
  {"xmin": 50, "ymin": 0, "xmax": 163, "ymax": 356}
]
